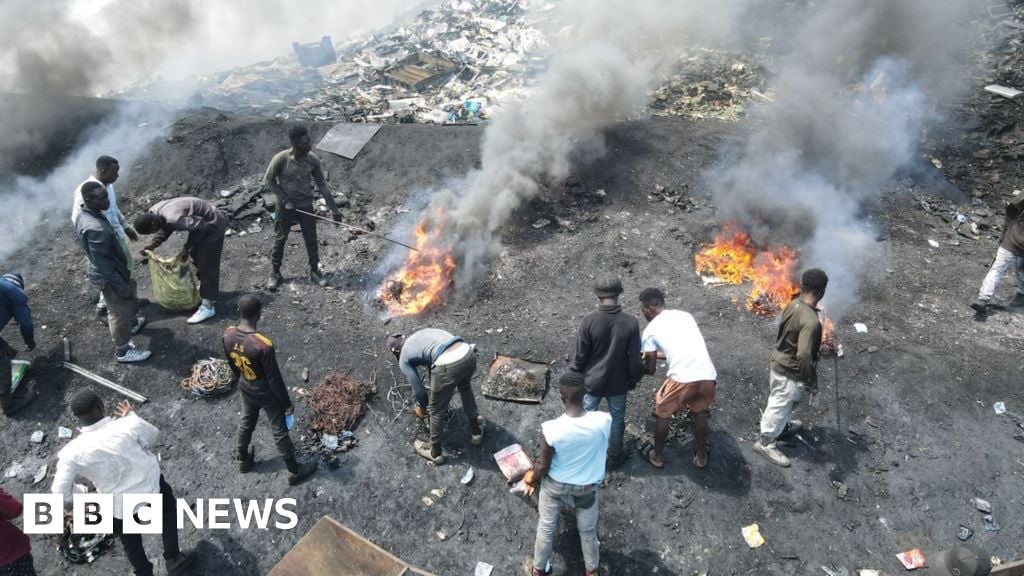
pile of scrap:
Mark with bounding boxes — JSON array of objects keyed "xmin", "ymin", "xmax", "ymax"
[
  {"xmin": 482, "ymin": 354, "xmax": 549, "ymax": 403},
  {"xmin": 309, "ymin": 372, "xmax": 373, "ymax": 434}
]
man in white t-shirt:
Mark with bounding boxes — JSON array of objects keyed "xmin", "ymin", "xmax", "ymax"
[
  {"xmin": 523, "ymin": 371, "xmax": 611, "ymax": 576},
  {"xmin": 638, "ymin": 288, "xmax": 717, "ymax": 470},
  {"xmin": 71, "ymin": 156, "xmax": 138, "ymax": 321}
]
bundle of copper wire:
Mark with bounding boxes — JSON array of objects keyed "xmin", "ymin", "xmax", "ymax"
[
  {"xmin": 180, "ymin": 358, "xmax": 235, "ymax": 397},
  {"xmin": 310, "ymin": 372, "xmax": 373, "ymax": 433}
]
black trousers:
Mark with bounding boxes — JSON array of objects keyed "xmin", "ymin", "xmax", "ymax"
[
  {"xmin": 187, "ymin": 213, "xmax": 228, "ymax": 301},
  {"xmin": 237, "ymin": 390, "xmax": 295, "ymax": 459},
  {"xmin": 271, "ymin": 207, "xmax": 318, "ymax": 273},
  {"xmin": 0, "ymin": 553, "xmax": 36, "ymax": 576},
  {"xmin": 112, "ymin": 476, "xmax": 180, "ymax": 576}
]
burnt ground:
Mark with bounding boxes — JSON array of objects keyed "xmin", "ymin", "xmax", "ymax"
[{"xmin": 1, "ymin": 109, "xmax": 1023, "ymax": 576}]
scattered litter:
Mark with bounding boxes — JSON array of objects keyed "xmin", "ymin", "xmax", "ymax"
[
  {"xmin": 4, "ymin": 462, "xmax": 23, "ymax": 478},
  {"xmin": 532, "ymin": 218, "xmax": 551, "ymax": 229},
  {"xmin": 33, "ymin": 464, "xmax": 47, "ymax": 485},
  {"xmin": 494, "ymin": 444, "xmax": 533, "ymax": 481},
  {"xmin": 833, "ymin": 481, "xmax": 849, "ymax": 499},
  {"xmin": 302, "ymin": 367, "xmax": 309, "ymax": 382},
  {"xmin": 340, "ymin": 430, "xmax": 355, "ymax": 440},
  {"xmin": 957, "ymin": 525, "xmax": 974, "ymax": 541},
  {"xmin": 461, "ymin": 467, "xmax": 474, "ymax": 485},
  {"xmin": 30, "ymin": 431, "xmax": 45, "ymax": 443},
  {"xmin": 896, "ymin": 549, "xmax": 926, "ymax": 570},
  {"xmin": 321, "ymin": 434, "xmax": 339, "ymax": 450},
  {"xmin": 927, "ymin": 239, "xmax": 940, "ymax": 248},
  {"xmin": 984, "ymin": 84, "xmax": 1023, "ymax": 100},
  {"xmin": 983, "ymin": 514, "xmax": 1000, "ymax": 532},
  {"xmin": 857, "ymin": 571, "xmax": 880, "ymax": 576},
  {"xmin": 58, "ymin": 427, "xmax": 73, "ymax": 440},
  {"xmin": 430, "ymin": 488, "xmax": 446, "ymax": 500},
  {"xmin": 422, "ymin": 497, "xmax": 434, "ymax": 507},
  {"xmin": 853, "ymin": 323, "xmax": 868, "ymax": 334},
  {"xmin": 219, "ymin": 189, "xmax": 234, "ymax": 198},
  {"xmin": 483, "ymin": 355, "xmax": 550, "ymax": 403},
  {"xmin": 971, "ymin": 497, "xmax": 992, "ymax": 513},
  {"xmin": 741, "ymin": 523, "xmax": 765, "ymax": 548},
  {"xmin": 994, "ymin": 402, "xmax": 1006, "ymax": 415},
  {"xmin": 435, "ymin": 530, "xmax": 449, "ymax": 541},
  {"xmin": 931, "ymin": 158, "xmax": 943, "ymax": 169},
  {"xmin": 475, "ymin": 561, "xmax": 494, "ymax": 576}
]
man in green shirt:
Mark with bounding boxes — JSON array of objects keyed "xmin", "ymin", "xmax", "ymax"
[
  {"xmin": 263, "ymin": 125, "xmax": 341, "ymax": 290},
  {"xmin": 753, "ymin": 268, "xmax": 827, "ymax": 467}
]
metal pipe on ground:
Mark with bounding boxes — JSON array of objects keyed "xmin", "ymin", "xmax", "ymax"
[{"xmin": 62, "ymin": 362, "xmax": 148, "ymax": 403}]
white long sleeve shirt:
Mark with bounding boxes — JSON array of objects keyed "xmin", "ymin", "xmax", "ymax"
[
  {"xmin": 51, "ymin": 413, "xmax": 162, "ymax": 519},
  {"xmin": 71, "ymin": 176, "xmax": 128, "ymax": 238}
]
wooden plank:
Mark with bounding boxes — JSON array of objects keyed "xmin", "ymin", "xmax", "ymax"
[
  {"xmin": 992, "ymin": 559, "xmax": 1024, "ymax": 576},
  {"xmin": 269, "ymin": 516, "xmax": 436, "ymax": 576}
]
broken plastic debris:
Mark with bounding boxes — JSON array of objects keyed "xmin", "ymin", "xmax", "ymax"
[
  {"xmin": 741, "ymin": 523, "xmax": 765, "ymax": 548},
  {"xmin": 993, "ymin": 402, "xmax": 1006, "ymax": 415},
  {"xmin": 984, "ymin": 84, "xmax": 1023, "ymax": 99},
  {"xmin": 927, "ymin": 239, "xmax": 940, "ymax": 248},
  {"xmin": 322, "ymin": 434, "xmax": 339, "ymax": 450},
  {"xmin": 29, "ymin": 430, "xmax": 45, "ymax": 443},
  {"xmin": 896, "ymin": 549, "xmax": 926, "ymax": 570},
  {"xmin": 422, "ymin": 496, "xmax": 434, "ymax": 507},
  {"xmin": 475, "ymin": 561, "xmax": 494, "ymax": 576},
  {"xmin": 983, "ymin": 515, "xmax": 1000, "ymax": 532},
  {"xmin": 58, "ymin": 427, "xmax": 73, "ymax": 439},
  {"xmin": 430, "ymin": 488, "xmax": 445, "ymax": 499},
  {"xmin": 436, "ymin": 530, "xmax": 449, "ymax": 541},
  {"xmin": 857, "ymin": 571, "xmax": 880, "ymax": 576},
  {"xmin": 931, "ymin": 158, "xmax": 943, "ymax": 169},
  {"xmin": 461, "ymin": 466, "xmax": 474, "ymax": 485},
  {"xmin": 972, "ymin": 497, "xmax": 992, "ymax": 513},
  {"xmin": 32, "ymin": 464, "xmax": 47, "ymax": 485},
  {"xmin": 853, "ymin": 323, "xmax": 867, "ymax": 334},
  {"xmin": 4, "ymin": 462, "xmax": 23, "ymax": 478},
  {"xmin": 532, "ymin": 218, "xmax": 551, "ymax": 229},
  {"xmin": 957, "ymin": 525, "xmax": 974, "ymax": 541}
]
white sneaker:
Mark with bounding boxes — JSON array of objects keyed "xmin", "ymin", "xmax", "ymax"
[
  {"xmin": 116, "ymin": 344, "xmax": 151, "ymax": 363},
  {"xmin": 187, "ymin": 304, "xmax": 215, "ymax": 324},
  {"xmin": 753, "ymin": 441, "xmax": 791, "ymax": 467}
]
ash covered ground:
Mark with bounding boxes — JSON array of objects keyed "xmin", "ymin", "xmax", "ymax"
[{"xmin": 0, "ymin": 106, "xmax": 1022, "ymax": 575}]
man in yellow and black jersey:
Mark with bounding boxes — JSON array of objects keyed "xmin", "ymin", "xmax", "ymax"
[{"xmin": 222, "ymin": 294, "xmax": 316, "ymax": 485}]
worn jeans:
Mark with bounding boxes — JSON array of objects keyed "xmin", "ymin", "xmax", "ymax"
[
  {"xmin": 101, "ymin": 280, "xmax": 141, "ymax": 353},
  {"xmin": 978, "ymin": 246, "xmax": 1024, "ymax": 301},
  {"xmin": 584, "ymin": 393, "xmax": 626, "ymax": 459},
  {"xmin": 428, "ymin": 352, "xmax": 480, "ymax": 451},
  {"xmin": 760, "ymin": 370, "xmax": 806, "ymax": 442},
  {"xmin": 187, "ymin": 212, "xmax": 228, "ymax": 301},
  {"xmin": 533, "ymin": 477, "xmax": 600, "ymax": 572},
  {"xmin": 237, "ymin": 390, "xmax": 295, "ymax": 459},
  {"xmin": 112, "ymin": 476, "xmax": 180, "ymax": 576},
  {"xmin": 271, "ymin": 206, "xmax": 319, "ymax": 273}
]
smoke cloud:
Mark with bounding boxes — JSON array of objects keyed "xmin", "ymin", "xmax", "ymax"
[{"xmin": 709, "ymin": 0, "xmax": 974, "ymax": 317}]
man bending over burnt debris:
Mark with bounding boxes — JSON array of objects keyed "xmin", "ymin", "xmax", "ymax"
[
  {"xmin": 753, "ymin": 268, "xmax": 828, "ymax": 468},
  {"xmin": 571, "ymin": 275, "xmax": 643, "ymax": 469},
  {"xmin": 523, "ymin": 370, "xmax": 611, "ymax": 576},
  {"xmin": 134, "ymin": 196, "xmax": 229, "ymax": 324},
  {"xmin": 637, "ymin": 288, "xmax": 717, "ymax": 470},
  {"xmin": 971, "ymin": 193, "xmax": 1024, "ymax": 313},
  {"xmin": 75, "ymin": 182, "xmax": 150, "ymax": 363},
  {"xmin": 223, "ymin": 295, "xmax": 317, "ymax": 485},
  {"xmin": 0, "ymin": 273, "xmax": 37, "ymax": 416},
  {"xmin": 388, "ymin": 329, "xmax": 484, "ymax": 464},
  {"xmin": 263, "ymin": 124, "xmax": 342, "ymax": 290}
]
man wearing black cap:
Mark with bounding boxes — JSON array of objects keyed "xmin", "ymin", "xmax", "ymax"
[
  {"xmin": 0, "ymin": 273, "xmax": 36, "ymax": 416},
  {"xmin": 571, "ymin": 275, "xmax": 643, "ymax": 468},
  {"xmin": 388, "ymin": 329, "xmax": 484, "ymax": 464},
  {"xmin": 753, "ymin": 268, "xmax": 828, "ymax": 467}
]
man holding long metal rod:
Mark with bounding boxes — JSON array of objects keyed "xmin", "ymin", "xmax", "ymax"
[{"xmin": 263, "ymin": 124, "xmax": 342, "ymax": 290}]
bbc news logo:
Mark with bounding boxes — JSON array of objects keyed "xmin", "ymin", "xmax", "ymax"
[{"xmin": 22, "ymin": 495, "xmax": 298, "ymax": 534}]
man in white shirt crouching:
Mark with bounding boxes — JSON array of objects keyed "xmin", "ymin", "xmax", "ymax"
[
  {"xmin": 52, "ymin": 390, "xmax": 192, "ymax": 576},
  {"xmin": 523, "ymin": 371, "xmax": 611, "ymax": 576}
]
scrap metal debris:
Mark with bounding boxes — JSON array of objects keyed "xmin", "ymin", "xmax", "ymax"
[
  {"xmin": 180, "ymin": 358, "xmax": 235, "ymax": 398},
  {"xmin": 309, "ymin": 372, "xmax": 374, "ymax": 434}
]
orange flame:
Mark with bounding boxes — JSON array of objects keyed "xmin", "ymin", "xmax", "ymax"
[
  {"xmin": 694, "ymin": 224, "xmax": 799, "ymax": 316},
  {"xmin": 379, "ymin": 213, "xmax": 455, "ymax": 316}
]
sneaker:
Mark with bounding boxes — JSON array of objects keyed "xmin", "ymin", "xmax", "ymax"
[
  {"xmin": 780, "ymin": 420, "xmax": 804, "ymax": 437},
  {"xmin": 267, "ymin": 272, "xmax": 283, "ymax": 292},
  {"xmin": 1010, "ymin": 293, "xmax": 1024, "ymax": 307},
  {"xmin": 236, "ymin": 446, "xmax": 255, "ymax": 474},
  {"xmin": 130, "ymin": 316, "xmax": 147, "ymax": 335},
  {"xmin": 753, "ymin": 441, "xmax": 791, "ymax": 467},
  {"xmin": 970, "ymin": 299, "xmax": 988, "ymax": 313},
  {"xmin": 310, "ymin": 270, "xmax": 327, "ymax": 287},
  {"xmin": 116, "ymin": 344, "xmax": 151, "ymax": 364},
  {"xmin": 166, "ymin": 552, "xmax": 194, "ymax": 576},
  {"xmin": 470, "ymin": 415, "xmax": 485, "ymax": 446},
  {"xmin": 287, "ymin": 460, "xmax": 318, "ymax": 486},
  {"xmin": 187, "ymin": 303, "xmax": 216, "ymax": 324},
  {"xmin": 522, "ymin": 558, "xmax": 549, "ymax": 576}
]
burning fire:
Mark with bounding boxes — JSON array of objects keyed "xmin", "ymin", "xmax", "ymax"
[
  {"xmin": 379, "ymin": 212, "xmax": 455, "ymax": 316},
  {"xmin": 694, "ymin": 224, "xmax": 799, "ymax": 316}
]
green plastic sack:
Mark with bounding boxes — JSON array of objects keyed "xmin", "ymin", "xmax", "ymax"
[
  {"xmin": 10, "ymin": 359, "xmax": 29, "ymax": 393},
  {"xmin": 146, "ymin": 250, "xmax": 200, "ymax": 311}
]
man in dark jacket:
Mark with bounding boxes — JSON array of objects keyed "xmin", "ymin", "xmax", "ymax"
[
  {"xmin": 571, "ymin": 275, "xmax": 643, "ymax": 468},
  {"xmin": 753, "ymin": 268, "xmax": 828, "ymax": 468},
  {"xmin": 74, "ymin": 182, "xmax": 149, "ymax": 363},
  {"xmin": 0, "ymin": 273, "xmax": 36, "ymax": 416},
  {"xmin": 223, "ymin": 294, "xmax": 316, "ymax": 485},
  {"xmin": 134, "ymin": 196, "xmax": 229, "ymax": 324},
  {"xmin": 971, "ymin": 194, "xmax": 1024, "ymax": 313}
]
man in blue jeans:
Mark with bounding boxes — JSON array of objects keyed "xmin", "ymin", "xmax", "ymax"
[
  {"xmin": 571, "ymin": 275, "xmax": 643, "ymax": 468},
  {"xmin": 523, "ymin": 371, "xmax": 611, "ymax": 576}
]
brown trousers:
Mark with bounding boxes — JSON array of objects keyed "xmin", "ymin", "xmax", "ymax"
[{"xmin": 102, "ymin": 280, "xmax": 141, "ymax": 352}]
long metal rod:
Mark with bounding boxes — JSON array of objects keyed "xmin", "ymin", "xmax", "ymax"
[
  {"xmin": 293, "ymin": 209, "xmax": 419, "ymax": 252},
  {"xmin": 62, "ymin": 362, "xmax": 148, "ymax": 403},
  {"xmin": 833, "ymin": 354, "xmax": 841, "ymax": 434}
]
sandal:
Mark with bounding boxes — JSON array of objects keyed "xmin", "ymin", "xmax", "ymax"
[
  {"xmin": 693, "ymin": 443, "xmax": 711, "ymax": 469},
  {"xmin": 414, "ymin": 439, "xmax": 445, "ymax": 465},
  {"xmin": 637, "ymin": 438, "xmax": 664, "ymax": 469}
]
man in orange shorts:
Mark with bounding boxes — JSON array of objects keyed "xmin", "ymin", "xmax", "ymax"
[{"xmin": 638, "ymin": 288, "xmax": 717, "ymax": 469}]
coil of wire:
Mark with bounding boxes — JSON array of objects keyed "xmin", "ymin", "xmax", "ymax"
[{"xmin": 181, "ymin": 358, "xmax": 235, "ymax": 398}]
